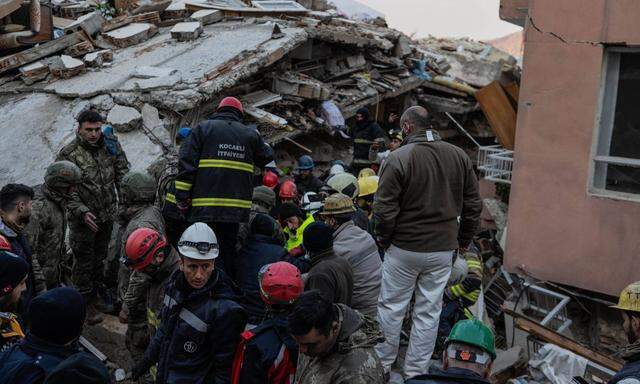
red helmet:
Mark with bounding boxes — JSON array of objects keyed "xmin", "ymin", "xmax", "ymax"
[
  {"xmin": 263, "ymin": 171, "xmax": 279, "ymax": 190},
  {"xmin": 0, "ymin": 235, "xmax": 11, "ymax": 251},
  {"xmin": 124, "ymin": 228, "xmax": 168, "ymax": 271},
  {"xmin": 217, "ymin": 96, "xmax": 243, "ymax": 114},
  {"xmin": 259, "ymin": 262, "xmax": 303, "ymax": 306},
  {"xmin": 279, "ymin": 180, "xmax": 297, "ymax": 199}
]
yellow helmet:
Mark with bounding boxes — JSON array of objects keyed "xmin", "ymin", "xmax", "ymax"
[
  {"xmin": 611, "ymin": 281, "xmax": 640, "ymax": 313},
  {"xmin": 358, "ymin": 176, "xmax": 379, "ymax": 197},
  {"xmin": 358, "ymin": 168, "xmax": 376, "ymax": 179}
]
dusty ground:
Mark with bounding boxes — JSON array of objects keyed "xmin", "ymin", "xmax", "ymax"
[{"xmin": 84, "ymin": 315, "xmax": 135, "ymax": 383}]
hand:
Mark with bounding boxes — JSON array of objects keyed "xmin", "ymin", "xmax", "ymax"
[
  {"xmin": 388, "ymin": 113, "xmax": 398, "ymax": 124},
  {"xmin": 83, "ymin": 212, "xmax": 99, "ymax": 233},
  {"xmin": 371, "ymin": 142, "xmax": 380, "ymax": 150},
  {"xmin": 118, "ymin": 309, "xmax": 128, "ymax": 324}
]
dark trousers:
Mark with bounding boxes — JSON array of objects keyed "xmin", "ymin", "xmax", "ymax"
[
  {"xmin": 69, "ymin": 220, "xmax": 113, "ymax": 295},
  {"xmin": 206, "ymin": 222, "xmax": 240, "ymax": 281},
  {"xmin": 164, "ymin": 215, "xmax": 190, "ymax": 250}
]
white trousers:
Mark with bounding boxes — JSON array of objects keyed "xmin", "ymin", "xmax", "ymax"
[{"xmin": 375, "ymin": 245, "xmax": 453, "ymax": 379}]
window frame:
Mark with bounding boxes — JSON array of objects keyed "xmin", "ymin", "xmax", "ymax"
[{"xmin": 588, "ymin": 46, "xmax": 640, "ymax": 202}]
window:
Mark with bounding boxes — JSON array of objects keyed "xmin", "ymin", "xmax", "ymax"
[{"xmin": 591, "ymin": 48, "xmax": 640, "ymax": 198}]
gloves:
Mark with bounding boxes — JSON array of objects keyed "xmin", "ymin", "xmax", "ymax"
[{"xmin": 131, "ymin": 359, "xmax": 151, "ymax": 380}]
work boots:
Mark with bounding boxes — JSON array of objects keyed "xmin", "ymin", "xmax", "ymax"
[{"xmin": 83, "ymin": 293, "xmax": 105, "ymax": 325}]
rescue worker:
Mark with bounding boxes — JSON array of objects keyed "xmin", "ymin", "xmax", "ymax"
[
  {"xmin": 302, "ymin": 222, "xmax": 353, "ymax": 306},
  {"xmin": 0, "ymin": 287, "xmax": 108, "ymax": 383},
  {"xmin": 232, "ymin": 261, "xmax": 304, "ymax": 384},
  {"xmin": 0, "ymin": 251, "xmax": 29, "ymax": 353},
  {"xmin": 609, "ymin": 281, "xmax": 640, "ymax": 384},
  {"xmin": 288, "ymin": 290, "xmax": 385, "ymax": 384},
  {"xmin": 294, "ymin": 156, "xmax": 324, "ymax": 196},
  {"xmin": 174, "ymin": 97, "xmax": 273, "ymax": 277},
  {"xmin": 43, "ymin": 352, "xmax": 111, "ymax": 384},
  {"xmin": 237, "ymin": 214, "xmax": 309, "ymax": 327},
  {"xmin": 348, "ymin": 107, "xmax": 384, "ymax": 174},
  {"xmin": 236, "ymin": 186, "xmax": 281, "ymax": 255},
  {"xmin": 406, "ymin": 319, "xmax": 495, "ymax": 384},
  {"xmin": 56, "ymin": 110, "xmax": 130, "ymax": 322},
  {"xmin": 279, "ymin": 202, "xmax": 314, "ymax": 257},
  {"xmin": 326, "ymin": 173, "xmax": 369, "ymax": 232},
  {"xmin": 24, "ymin": 161, "xmax": 82, "ymax": 289},
  {"xmin": 279, "ymin": 180, "xmax": 298, "ymax": 205},
  {"xmin": 435, "ymin": 250, "xmax": 483, "ymax": 356},
  {"xmin": 319, "ymin": 193, "xmax": 381, "ymax": 317},
  {"xmin": 356, "ymin": 175, "xmax": 379, "ymax": 233},
  {"xmin": 0, "ymin": 183, "xmax": 45, "ymax": 311},
  {"xmin": 132, "ymin": 223, "xmax": 247, "ymax": 384},
  {"xmin": 123, "ymin": 228, "xmax": 180, "ymax": 370},
  {"xmin": 369, "ymin": 130, "xmax": 403, "ymax": 168},
  {"xmin": 115, "ymin": 171, "xmax": 164, "ymax": 316}
]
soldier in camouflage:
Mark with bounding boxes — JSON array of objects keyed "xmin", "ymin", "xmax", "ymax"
[
  {"xmin": 24, "ymin": 161, "xmax": 82, "ymax": 289},
  {"xmin": 56, "ymin": 110, "xmax": 130, "ymax": 324},
  {"xmin": 288, "ymin": 290, "xmax": 386, "ymax": 384},
  {"xmin": 122, "ymin": 228, "xmax": 179, "ymax": 378}
]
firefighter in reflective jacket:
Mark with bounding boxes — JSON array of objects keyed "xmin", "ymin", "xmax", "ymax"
[
  {"xmin": 174, "ymin": 97, "xmax": 274, "ymax": 277},
  {"xmin": 232, "ymin": 261, "xmax": 303, "ymax": 384}
]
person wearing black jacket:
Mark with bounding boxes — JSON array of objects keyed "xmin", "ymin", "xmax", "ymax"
[
  {"xmin": 174, "ymin": 97, "xmax": 273, "ymax": 277},
  {"xmin": 132, "ymin": 223, "xmax": 247, "ymax": 384},
  {"xmin": 349, "ymin": 107, "xmax": 384, "ymax": 174}
]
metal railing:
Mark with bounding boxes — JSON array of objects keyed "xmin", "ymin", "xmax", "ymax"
[{"xmin": 477, "ymin": 145, "xmax": 514, "ymax": 184}]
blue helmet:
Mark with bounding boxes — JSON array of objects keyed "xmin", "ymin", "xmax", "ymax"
[
  {"xmin": 297, "ymin": 155, "xmax": 314, "ymax": 171},
  {"xmin": 177, "ymin": 127, "xmax": 192, "ymax": 139}
]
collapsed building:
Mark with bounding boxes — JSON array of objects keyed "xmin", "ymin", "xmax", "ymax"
[{"xmin": 0, "ymin": 0, "xmax": 518, "ymax": 186}]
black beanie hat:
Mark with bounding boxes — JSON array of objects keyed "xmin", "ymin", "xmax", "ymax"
[
  {"xmin": 251, "ymin": 213, "xmax": 278, "ymax": 238},
  {"xmin": 44, "ymin": 352, "xmax": 110, "ymax": 384},
  {"xmin": 28, "ymin": 287, "xmax": 86, "ymax": 345},
  {"xmin": 302, "ymin": 222, "xmax": 334, "ymax": 254},
  {"xmin": 279, "ymin": 202, "xmax": 304, "ymax": 222},
  {"xmin": 356, "ymin": 107, "xmax": 370, "ymax": 120},
  {"xmin": 0, "ymin": 250, "xmax": 29, "ymax": 298}
]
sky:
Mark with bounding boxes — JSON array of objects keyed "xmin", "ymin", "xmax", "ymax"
[{"xmin": 356, "ymin": 0, "xmax": 522, "ymax": 41}]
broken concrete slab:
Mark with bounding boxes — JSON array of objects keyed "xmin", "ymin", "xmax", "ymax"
[
  {"xmin": 394, "ymin": 35, "xmax": 412, "ymax": 57},
  {"xmin": 19, "ymin": 61, "xmax": 49, "ymax": 85},
  {"xmin": 48, "ymin": 55, "xmax": 86, "ymax": 79},
  {"xmin": 141, "ymin": 103, "xmax": 172, "ymax": 148},
  {"xmin": 63, "ymin": 11, "xmax": 105, "ymax": 36},
  {"xmin": 132, "ymin": 65, "xmax": 178, "ymax": 79},
  {"xmin": 170, "ymin": 21, "xmax": 203, "ymax": 41},
  {"xmin": 107, "ymin": 105, "xmax": 142, "ymax": 132},
  {"xmin": 188, "ymin": 9, "xmax": 223, "ymax": 25},
  {"xmin": 89, "ymin": 94, "xmax": 115, "ymax": 112},
  {"xmin": 103, "ymin": 23, "xmax": 158, "ymax": 48},
  {"xmin": 64, "ymin": 41, "xmax": 95, "ymax": 58},
  {"xmin": 83, "ymin": 49, "xmax": 113, "ymax": 67}
]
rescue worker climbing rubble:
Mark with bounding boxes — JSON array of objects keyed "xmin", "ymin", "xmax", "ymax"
[
  {"xmin": 609, "ymin": 281, "xmax": 640, "ymax": 384},
  {"xmin": 174, "ymin": 97, "xmax": 273, "ymax": 278}
]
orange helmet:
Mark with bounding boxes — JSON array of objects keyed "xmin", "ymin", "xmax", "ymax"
[
  {"xmin": 217, "ymin": 96, "xmax": 243, "ymax": 114},
  {"xmin": 263, "ymin": 171, "xmax": 279, "ymax": 190},
  {"xmin": 124, "ymin": 228, "xmax": 167, "ymax": 271},
  {"xmin": 279, "ymin": 180, "xmax": 298, "ymax": 200}
]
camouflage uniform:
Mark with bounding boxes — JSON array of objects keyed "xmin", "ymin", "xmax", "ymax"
[
  {"xmin": 294, "ymin": 304, "xmax": 386, "ymax": 384},
  {"xmin": 24, "ymin": 161, "xmax": 82, "ymax": 289},
  {"xmin": 124, "ymin": 247, "xmax": 179, "ymax": 364},
  {"xmin": 56, "ymin": 132, "xmax": 130, "ymax": 295}
]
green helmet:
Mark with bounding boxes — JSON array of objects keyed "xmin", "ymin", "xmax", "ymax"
[
  {"xmin": 326, "ymin": 173, "xmax": 359, "ymax": 200},
  {"xmin": 44, "ymin": 161, "xmax": 82, "ymax": 189},
  {"xmin": 121, "ymin": 171, "xmax": 157, "ymax": 203},
  {"xmin": 446, "ymin": 318, "xmax": 496, "ymax": 359}
]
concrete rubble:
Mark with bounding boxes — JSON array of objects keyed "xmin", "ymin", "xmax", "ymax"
[{"xmin": 107, "ymin": 104, "xmax": 143, "ymax": 132}]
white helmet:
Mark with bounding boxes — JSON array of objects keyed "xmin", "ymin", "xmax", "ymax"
[
  {"xmin": 265, "ymin": 160, "xmax": 277, "ymax": 169},
  {"xmin": 329, "ymin": 164, "xmax": 345, "ymax": 177},
  {"xmin": 178, "ymin": 222, "xmax": 219, "ymax": 260},
  {"xmin": 302, "ymin": 192, "xmax": 323, "ymax": 214}
]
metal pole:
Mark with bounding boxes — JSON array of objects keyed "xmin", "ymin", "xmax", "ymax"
[{"xmin": 445, "ymin": 112, "xmax": 482, "ymax": 148}]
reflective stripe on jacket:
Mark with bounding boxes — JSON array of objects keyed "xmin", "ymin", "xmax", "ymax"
[{"xmin": 284, "ymin": 214, "xmax": 315, "ymax": 252}]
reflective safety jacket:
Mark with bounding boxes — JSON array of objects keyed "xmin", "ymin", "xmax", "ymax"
[
  {"xmin": 0, "ymin": 312, "xmax": 23, "ymax": 354},
  {"xmin": 175, "ymin": 111, "xmax": 273, "ymax": 223},
  {"xmin": 444, "ymin": 252, "xmax": 483, "ymax": 319},
  {"xmin": 283, "ymin": 214, "xmax": 315, "ymax": 253}
]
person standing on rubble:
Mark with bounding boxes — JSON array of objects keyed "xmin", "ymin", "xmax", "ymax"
[
  {"xmin": 349, "ymin": 107, "xmax": 384, "ymax": 174},
  {"xmin": 24, "ymin": 161, "xmax": 81, "ymax": 290},
  {"xmin": 56, "ymin": 110, "xmax": 130, "ymax": 324},
  {"xmin": 132, "ymin": 223, "xmax": 247, "ymax": 384},
  {"xmin": 406, "ymin": 319, "xmax": 496, "ymax": 384},
  {"xmin": 609, "ymin": 281, "xmax": 640, "ymax": 384},
  {"xmin": 173, "ymin": 97, "xmax": 273, "ymax": 277},
  {"xmin": 374, "ymin": 106, "xmax": 482, "ymax": 380}
]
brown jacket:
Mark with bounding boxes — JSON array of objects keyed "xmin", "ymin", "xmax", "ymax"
[{"xmin": 373, "ymin": 129, "xmax": 481, "ymax": 253}]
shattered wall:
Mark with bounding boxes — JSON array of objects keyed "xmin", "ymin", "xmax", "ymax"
[{"xmin": 504, "ymin": 0, "xmax": 640, "ymax": 296}]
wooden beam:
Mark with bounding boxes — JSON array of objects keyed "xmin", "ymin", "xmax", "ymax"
[
  {"xmin": 0, "ymin": 31, "xmax": 87, "ymax": 74},
  {"xmin": 284, "ymin": 137, "xmax": 312, "ymax": 154},
  {"xmin": 475, "ymin": 81, "xmax": 517, "ymax": 150},
  {"xmin": 505, "ymin": 308, "xmax": 623, "ymax": 372},
  {"xmin": 0, "ymin": 0, "xmax": 21, "ymax": 19}
]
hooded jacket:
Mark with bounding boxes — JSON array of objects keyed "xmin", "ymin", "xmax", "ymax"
[
  {"xmin": 609, "ymin": 342, "xmax": 640, "ymax": 384},
  {"xmin": 174, "ymin": 111, "xmax": 273, "ymax": 223},
  {"xmin": 142, "ymin": 269, "xmax": 247, "ymax": 384},
  {"xmin": 374, "ymin": 129, "xmax": 481, "ymax": 252},
  {"xmin": 406, "ymin": 367, "xmax": 490, "ymax": 384},
  {"xmin": 294, "ymin": 304, "xmax": 385, "ymax": 384},
  {"xmin": 350, "ymin": 108, "xmax": 384, "ymax": 162},
  {"xmin": 332, "ymin": 221, "xmax": 381, "ymax": 317}
]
